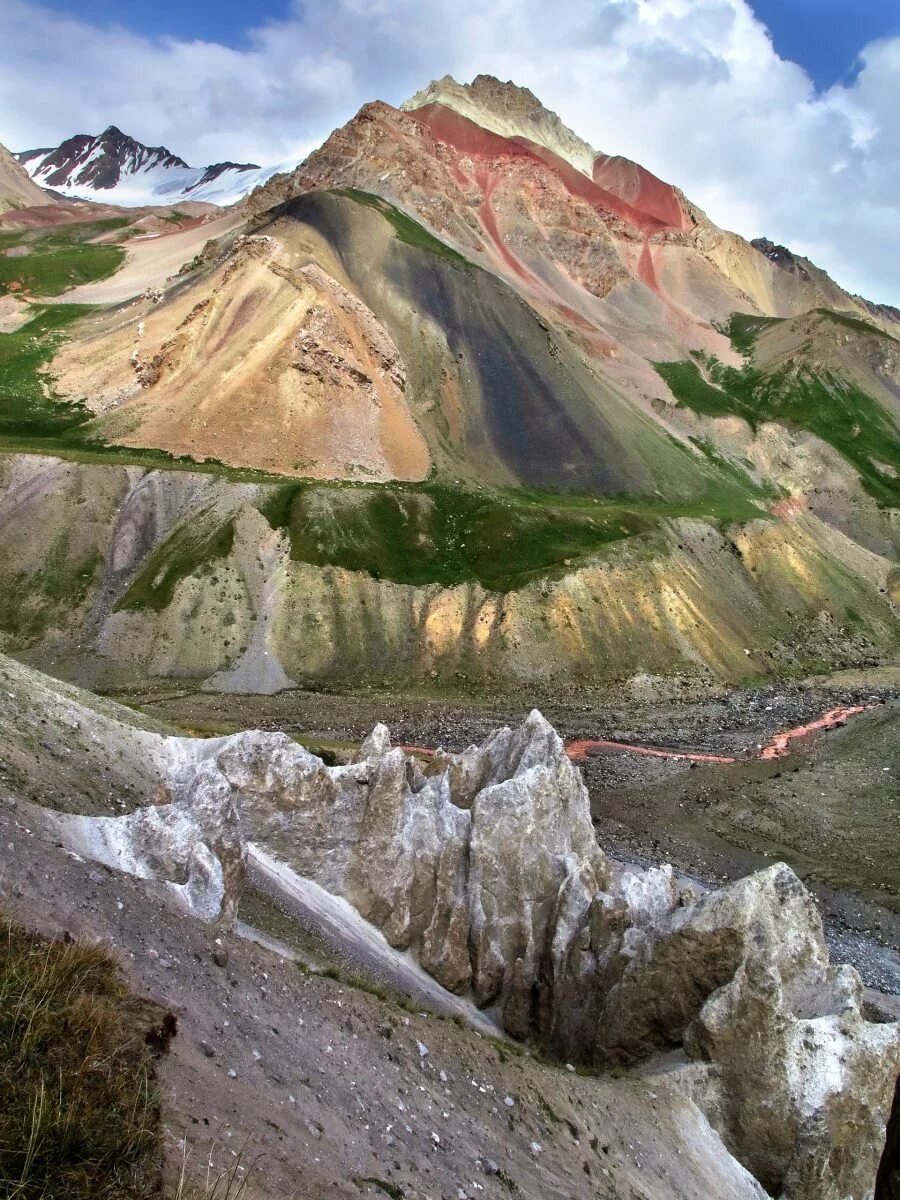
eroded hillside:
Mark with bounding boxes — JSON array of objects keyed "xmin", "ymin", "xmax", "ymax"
[{"xmin": 0, "ymin": 76, "xmax": 895, "ymax": 693}]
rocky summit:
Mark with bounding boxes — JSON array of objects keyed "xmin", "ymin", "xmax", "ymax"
[{"xmin": 0, "ymin": 55, "xmax": 897, "ymax": 1200}]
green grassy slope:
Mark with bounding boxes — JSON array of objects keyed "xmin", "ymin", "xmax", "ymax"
[
  {"xmin": 113, "ymin": 471, "xmax": 769, "ymax": 610},
  {"xmin": 0, "ymin": 305, "xmax": 95, "ymax": 437},
  {"xmin": 116, "ymin": 516, "xmax": 236, "ymax": 612},
  {"xmin": 0, "ymin": 218, "xmax": 128, "ymax": 297},
  {"xmin": 656, "ymin": 313, "xmax": 900, "ymax": 507}
]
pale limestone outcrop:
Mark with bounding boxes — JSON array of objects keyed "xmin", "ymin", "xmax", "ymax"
[
  {"xmin": 681, "ymin": 867, "xmax": 896, "ymax": 1200},
  {"xmin": 552, "ymin": 860, "xmax": 900, "ymax": 1198},
  {"xmin": 217, "ymin": 710, "xmax": 608, "ymax": 1023},
  {"xmin": 48, "ymin": 710, "xmax": 899, "ymax": 1200},
  {"xmin": 55, "ymin": 753, "xmax": 245, "ymax": 921}
]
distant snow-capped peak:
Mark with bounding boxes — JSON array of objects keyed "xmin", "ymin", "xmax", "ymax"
[{"xmin": 16, "ymin": 125, "xmax": 287, "ymax": 206}]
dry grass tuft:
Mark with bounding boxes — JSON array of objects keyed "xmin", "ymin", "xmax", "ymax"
[
  {"xmin": 171, "ymin": 1142, "xmax": 265, "ymax": 1200},
  {"xmin": 0, "ymin": 918, "xmax": 166, "ymax": 1199}
]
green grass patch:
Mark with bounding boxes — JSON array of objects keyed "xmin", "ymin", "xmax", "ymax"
[
  {"xmin": 0, "ymin": 218, "xmax": 129, "ymax": 297},
  {"xmin": 115, "ymin": 517, "xmax": 235, "ymax": 612},
  {"xmin": 258, "ymin": 481, "xmax": 654, "ymax": 591},
  {"xmin": 335, "ymin": 188, "xmax": 470, "ymax": 267},
  {"xmin": 111, "ymin": 461, "xmax": 770, "ymax": 611},
  {"xmin": 0, "ymin": 217, "xmax": 130, "ymax": 254},
  {"xmin": 655, "ymin": 352, "xmax": 900, "ymax": 507},
  {"xmin": 0, "ymin": 304, "xmax": 96, "ymax": 437},
  {"xmin": 0, "ymin": 429, "xmax": 295, "ymax": 479},
  {"xmin": 655, "ymin": 359, "xmax": 736, "ymax": 418},
  {"xmin": 716, "ymin": 312, "xmax": 783, "ymax": 356},
  {"xmin": 0, "ymin": 918, "xmax": 164, "ymax": 1199},
  {"xmin": 811, "ymin": 307, "xmax": 898, "ymax": 341},
  {"xmin": 254, "ymin": 475, "xmax": 767, "ymax": 594},
  {"xmin": 0, "ymin": 245, "xmax": 123, "ymax": 297}
]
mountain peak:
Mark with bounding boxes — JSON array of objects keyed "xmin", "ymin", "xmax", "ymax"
[
  {"xmin": 402, "ymin": 73, "xmax": 598, "ymax": 176},
  {"xmin": 15, "ymin": 127, "xmax": 279, "ymax": 205},
  {"xmin": 398, "ymin": 73, "xmax": 690, "ymax": 231},
  {"xmin": 406, "ymin": 73, "xmax": 546, "ymax": 115}
]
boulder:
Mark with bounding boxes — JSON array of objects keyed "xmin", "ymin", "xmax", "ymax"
[{"xmin": 573, "ymin": 862, "xmax": 900, "ymax": 1199}]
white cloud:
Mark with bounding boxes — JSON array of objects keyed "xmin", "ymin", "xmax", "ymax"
[{"xmin": 1, "ymin": 0, "xmax": 898, "ymax": 303}]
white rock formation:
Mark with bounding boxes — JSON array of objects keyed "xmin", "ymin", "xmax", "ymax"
[
  {"xmin": 47, "ymin": 709, "xmax": 898, "ymax": 1200},
  {"xmin": 216, "ymin": 711, "xmax": 608, "ymax": 1022},
  {"xmin": 57, "ymin": 754, "xmax": 244, "ymax": 921}
]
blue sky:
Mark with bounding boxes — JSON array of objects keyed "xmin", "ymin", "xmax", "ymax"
[
  {"xmin": 3, "ymin": 0, "xmax": 899, "ymax": 302},
  {"xmin": 38, "ymin": 0, "xmax": 285, "ymax": 49},
  {"xmin": 39, "ymin": 0, "xmax": 900, "ymax": 91},
  {"xmin": 751, "ymin": 0, "xmax": 900, "ymax": 88}
]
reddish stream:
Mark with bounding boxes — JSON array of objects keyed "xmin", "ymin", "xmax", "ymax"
[
  {"xmin": 402, "ymin": 706, "xmax": 871, "ymax": 766},
  {"xmin": 568, "ymin": 705, "xmax": 870, "ymax": 764}
]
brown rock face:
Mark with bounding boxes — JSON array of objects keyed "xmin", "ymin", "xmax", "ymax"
[
  {"xmin": 0, "ymin": 140, "xmax": 53, "ymax": 213},
  {"xmin": 248, "ymin": 97, "xmax": 650, "ymax": 308},
  {"xmin": 244, "ymin": 76, "xmax": 891, "ymax": 352},
  {"xmin": 53, "ymin": 232, "xmax": 429, "ymax": 481}
]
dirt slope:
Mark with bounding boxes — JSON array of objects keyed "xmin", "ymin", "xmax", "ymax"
[
  {"xmin": 61, "ymin": 209, "xmax": 243, "ymax": 303},
  {"xmin": 56, "ymin": 225, "xmax": 430, "ymax": 480},
  {"xmin": 0, "ymin": 805, "xmax": 771, "ymax": 1200},
  {"xmin": 0, "ymin": 141, "xmax": 51, "ymax": 212},
  {"xmin": 53, "ymin": 190, "xmax": 710, "ymax": 493}
]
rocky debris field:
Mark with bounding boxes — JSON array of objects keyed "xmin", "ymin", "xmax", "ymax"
[{"xmin": 117, "ymin": 669, "xmax": 898, "ymax": 763}]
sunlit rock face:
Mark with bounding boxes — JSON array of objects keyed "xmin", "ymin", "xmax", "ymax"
[{"xmin": 49, "ymin": 709, "xmax": 899, "ymax": 1200}]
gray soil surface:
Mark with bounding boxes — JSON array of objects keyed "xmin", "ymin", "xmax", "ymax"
[{"xmin": 2, "ymin": 652, "xmax": 896, "ymax": 1196}]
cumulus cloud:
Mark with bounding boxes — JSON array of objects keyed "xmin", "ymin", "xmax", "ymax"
[{"xmin": 1, "ymin": 0, "xmax": 898, "ymax": 302}]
